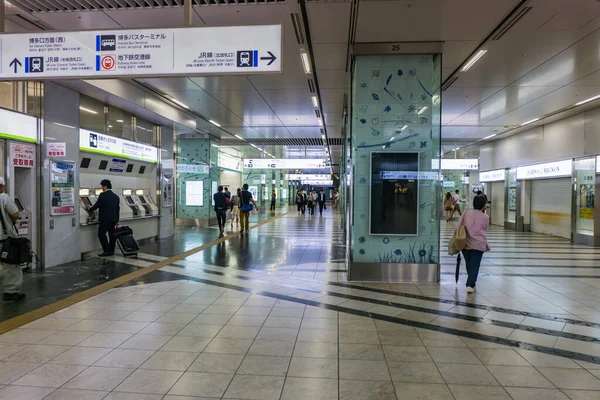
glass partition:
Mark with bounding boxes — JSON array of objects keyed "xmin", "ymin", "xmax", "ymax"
[{"xmin": 574, "ymin": 157, "xmax": 595, "ymax": 236}]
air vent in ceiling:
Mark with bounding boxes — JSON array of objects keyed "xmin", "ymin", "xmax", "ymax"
[
  {"xmin": 492, "ymin": 6, "xmax": 532, "ymax": 41},
  {"xmin": 307, "ymin": 79, "xmax": 316, "ymax": 93},
  {"xmin": 290, "ymin": 13, "xmax": 305, "ymax": 44},
  {"xmin": 320, "ymin": 128, "xmax": 325, "ymax": 134},
  {"xmin": 221, "ymin": 138, "xmax": 343, "ymax": 146},
  {"xmin": 442, "ymin": 76, "xmax": 459, "ymax": 92},
  {"xmin": 315, "ymin": 110, "xmax": 321, "ymax": 118},
  {"xmin": 11, "ymin": 0, "xmax": 287, "ymax": 13}
]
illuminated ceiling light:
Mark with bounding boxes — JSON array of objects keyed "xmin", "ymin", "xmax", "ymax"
[
  {"xmin": 116, "ymin": 119, "xmax": 124, "ymax": 123},
  {"xmin": 209, "ymin": 120, "xmax": 221, "ymax": 127},
  {"xmin": 317, "ymin": 119, "xmax": 323, "ymax": 126},
  {"xmin": 418, "ymin": 106, "xmax": 428, "ymax": 115},
  {"xmin": 400, "ymin": 125, "xmax": 408, "ymax": 131},
  {"xmin": 452, "ymin": 148, "xmax": 459, "ymax": 151},
  {"xmin": 300, "ymin": 51, "xmax": 311, "ymax": 74},
  {"xmin": 520, "ymin": 118, "xmax": 539, "ymax": 126},
  {"xmin": 311, "ymin": 96, "xmax": 319, "ymax": 108},
  {"xmin": 575, "ymin": 94, "xmax": 600, "ymax": 106},
  {"xmin": 483, "ymin": 134, "xmax": 497, "ymax": 139},
  {"xmin": 108, "ymin": 125, "xmax": 113, "ymax": 128},
  {"xmin": 234, "ymin": 134, "xmax": 243, "ymax": 140},
  {"xmin": 171, "ymin": 98, "xmax": 189, "ymax": 109},
  {"xmin": 389, "ymin": 136, "xmax": 395, "ymax": 141},
  {"xmin": 211, "ymin": 144, "xmax": 219, "ymax": 148},
  {"xmin": 79, "ymin": 106, "xmax": 98, "ymax": 114},
  {"xmin": 461, "ymin": 49, "xmax": 487, "ymax": 72},
  {"xmin": 53, "ymin": 122, "xmax": 76, "ymax": 129}
]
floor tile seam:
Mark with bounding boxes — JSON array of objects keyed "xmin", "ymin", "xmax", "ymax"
[
  {"xmin": 441, "ymin": 271, "xmax": 600, "ymax": 279},
  {"xmin": 153, "ymin": 269, "xmax": 600, "ymax": 367},
  {"xmin": 137, "ymin": 255, "xmax": 598, "ymax": 329},
  {"xmin": 0, "ymin": 212, "xmax": 292, "ymax": 337}
]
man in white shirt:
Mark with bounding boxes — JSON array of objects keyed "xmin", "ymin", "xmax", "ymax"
[
  {"xmin": 449, "ymin": 189, "xmax": 465, "ymax": 220},
  {"xmin": 0, "ymin": 177, "xmax": 24, "ymax": 301}
]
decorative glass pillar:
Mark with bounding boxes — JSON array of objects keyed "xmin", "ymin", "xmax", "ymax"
[{"xmin": 349, "ymin": 52, "xmax": 442, "ymax": 282}]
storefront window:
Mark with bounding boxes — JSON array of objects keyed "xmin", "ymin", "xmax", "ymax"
[
  {"xmin": 574, "ymin": 157, "xmax": 595, "ymax": 236},
  {"xmin": 136, "ymin": 117, "xmax": 154, "ymax": 145},
  {"xmin": 0, "ymin": 82, "xmax": 15, "ymax": 111},
  {"xmin": 108, "ymin": 106, "xmax": 132, "ymax": 139},
  {"xmin": 80, "ymin": 96, "xmax": 105, "ymax": 132}
]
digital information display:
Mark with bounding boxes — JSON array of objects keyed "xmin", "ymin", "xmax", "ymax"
[{"xmin": 371, "ymin": 152, "xmax": 419, "ymax": 236}]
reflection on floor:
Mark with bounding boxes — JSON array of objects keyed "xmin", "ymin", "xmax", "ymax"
[{"xmin": 1, "ymin": 213, "xmax": 600, "ymax": 399}]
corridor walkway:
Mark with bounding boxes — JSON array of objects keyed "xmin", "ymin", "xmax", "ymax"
[{"xmin": 0, "ymin": 213, "xmax": 599, "ymax": 399}]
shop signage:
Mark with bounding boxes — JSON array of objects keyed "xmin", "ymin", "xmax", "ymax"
[
  {"xmin": 0, "ymin": 25, "xmax": 281, "ymax": 80},
  {"xmin": 516, "ymin": 160, "xmax": 572, "ymax": 180},
  {"xmin": 177, "ymin": 164, "xmax": 209, "ymax": 174},
  {"xmin": 302, "ymin": 180, "xmax": 333, "ymax": 186},
  {"xmin": 47, "ymin": 142, "xmax": 66, "ymax": 158},
  {"xmin": 479, "ymin": 169, "xmax": 505, "ymax": 182},
  {"xmin": 0, "ymin": 108, "xmax": 37, "ymax": 143},
  {"xmin": 9, "ymin": 142, "xmax": 35, "ymax": 168},
  {"xmin": 442, "ymin": 181, "xmax": 456, "ymax": 188},
  {"xmin": 50, "ymin": 161, "xmax": 75, "ymax": 216},
  {"xmin": 286, "ymin": 174, "xmax": 331, "ymax": 180},
  {"xmin": 79, "ymin": 129, "xmax": 158, "ymax": 163},
  {"xmin": 431, "ymin": 159, "xmax": 479, "ymax": 170},
  {"xmin": 244, "ymin": 159, "xmax": 329, "ymax": 169},
  {"xmin": 218, "ymin": 153, "xmax": 241, "ymax": 172},
  {"xmin": 380, "ymin": 171, "xmax": 440, "ymax": 180}
]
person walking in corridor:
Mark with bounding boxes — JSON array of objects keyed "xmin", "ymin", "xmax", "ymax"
[
  {"xmin": 87, "ymin": 179, "xmax": 120, "ymax": 257},
  {"xmin": 0, "ymin": 177, "xmax": 24, "ymax": 301},
  {"xmin": 296, "ymin": 190, "xmax": 303, "ymax": 215},
  {"xmin": 444, "ymin": 192, "xmax": 454, "ymax": 222},
  {"xmin": 213, "ymin": 186, "xmax": 228, "ymax": 235},
  {"xmin": 449, "ymin": 189, "xmax": 465, "ymax": 221},
  {"xmin": 270, "ymin": 189, "xmax": 277, "ymax": 211},
  {"xmin": 318, "ymin": 190, "xmax": 326, "ymax": 215},
  {"xmin": 239, "ymin": 183, "xmax": 258, "ymax": 233},
  {"xmin": 229, "ymin": 188, "xmax": 241, "ymax": 229},
  {"xmin": 310, "ymin": 190, "xmax": 319, "ymax": 215},
  {"xmin": 456, "ymin": 195, "xmax": 490, "ymax": 293}
]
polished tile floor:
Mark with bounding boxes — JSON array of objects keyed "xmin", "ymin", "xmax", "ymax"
[{"xmin": 1, "ymin": 212, "xmax": 600, "ymax": 399}]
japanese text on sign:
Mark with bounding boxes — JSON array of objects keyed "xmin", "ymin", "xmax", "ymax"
[{"xmin": 10, "ymin": 142, "xmax": 35, "ymax": 168}]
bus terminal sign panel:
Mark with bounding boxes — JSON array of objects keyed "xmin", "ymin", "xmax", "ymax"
[
  {"xmin": 0, "ymin": 25, "xmax": 281, "ymax": 79},
  {"xmin": 80, "ymin": 129, "xmax": 158, "ymax": 163}
]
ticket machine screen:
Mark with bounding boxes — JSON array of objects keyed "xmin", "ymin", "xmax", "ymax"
[
  {"xmin": 14, "ymin": 198, "xmax": 25, "ymax": 212},
  {"xmin": 81, "ymin": 197, "xmax": 93, "ymax": 208},
  {"xmin": 126, "ymin": 196, "xmax": 135, "ymax": 205},
  {"xmin": 139, "ymin": 197, "xmax": 147, "ymax": 204}
]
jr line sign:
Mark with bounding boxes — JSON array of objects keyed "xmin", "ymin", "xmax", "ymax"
[{"xmin": 0, "ymin": 25, "xmax": 282, "ymax": 79}]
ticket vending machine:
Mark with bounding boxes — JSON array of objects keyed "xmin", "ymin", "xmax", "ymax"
[
  {"xmin": 133, "ymin": 195, "xmax": 152, "ymax": 216},
  {"xmin": 13, "ymin": 197, "xmax": 30, "ymax": 238},
  {"xmin": 122, "ymin": 189, "xmax": 142, "ymax": 218},
  {"xmin": 141, "ymin": 194, "xmax": 159, "ymax": 216},
  {"xmin": 79, "ymin": 188, "xmax": 98, "ymax": 225}
]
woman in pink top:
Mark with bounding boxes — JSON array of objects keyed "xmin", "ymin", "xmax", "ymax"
[{"xmin": 456, "ymin": 195, "xmax": 491, "ymax": 293}]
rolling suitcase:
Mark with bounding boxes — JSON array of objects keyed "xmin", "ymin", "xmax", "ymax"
[{"xmin": 112, "ymin": 226, "xmax": 139, "ymax": 258}]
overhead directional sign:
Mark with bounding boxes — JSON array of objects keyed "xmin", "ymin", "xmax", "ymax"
[
  {"xmin": 0, "ymin": 25, "xmax": 282, "ymax": 80},
  {"xmin": 244, "ymin": 159, "xmax": 330, "ymax": 170}
]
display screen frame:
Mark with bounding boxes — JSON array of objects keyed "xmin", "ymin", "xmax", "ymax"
[
  {"xmin": 80, "ymin": 197, "xmax": 93, "ymax": 208},
  {"xmin": 369, "ymin": 151, "xmax": 420, "ymax": 236},
  {"xmin": 125, "ymin": 196, "xmax": 135, "ymax": 205}
]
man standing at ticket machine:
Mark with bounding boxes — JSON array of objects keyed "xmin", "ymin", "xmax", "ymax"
[
  {"xmin": 86, "ymin": 180, "xmax": 120, "ymax": 257},
  {"xmin": 0, "ymin": 177, "xmax": 24, "ymax": 301}
]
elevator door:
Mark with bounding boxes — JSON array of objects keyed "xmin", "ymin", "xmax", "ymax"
[
  {"xmin": 530, "ymin": 178, "xmax": 572, "ymax": 238},
  {"xmin": 490, "ymin": 182, "xmax": 505, "ymax": 226}
]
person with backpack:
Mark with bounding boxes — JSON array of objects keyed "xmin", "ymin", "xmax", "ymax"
[
  {"xmin": 0, "ymin": 177, "xmax": 24, "ymax": 301},
  {"xmin": 239, "ymin": 183, "xmax": 259, "ymax": 233},
  {"xmin": 213, "ymin": 186, "xmax": 228, "ymax": 234},
  {"xmin": 456, "ymin": 195, "xmax": 490, "ymax": 293}
]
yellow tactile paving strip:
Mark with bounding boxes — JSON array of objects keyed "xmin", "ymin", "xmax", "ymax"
[{"xmin": 0, "ymin": 212, "xmax": 290, "ymax": 335}]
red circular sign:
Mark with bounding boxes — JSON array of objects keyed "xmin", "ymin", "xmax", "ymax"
[{"xmin": 101, "ymin": 56, "xmax": 115, "ymax": 70}]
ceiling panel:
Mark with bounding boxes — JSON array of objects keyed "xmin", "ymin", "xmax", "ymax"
[
  {"xmin": 106, "ymin": 8, "xmax": 205, "ymax": 28},
  {"xmin": 33, "ymin": 11, "xmax": 122, "ymax": 30},
  {"xmin": 203, "ymin": 90, "xmax": 282, "ymax": 127},
  {"xmin": 313, "ymin": 44, "xmax": 347, "ymax": 70},
  {"xmin": 307, "ymin": 3, "xmax": 352, "ymax": 44},
  {"xmin": 189, "ymin": 76, "xmax": 255, "ymax": 91},
  {"xmin": 355, "ymin": 0, "xmax": 520, "ymax": 42}
]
